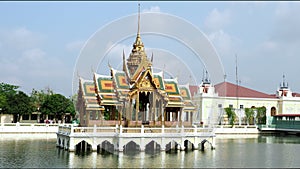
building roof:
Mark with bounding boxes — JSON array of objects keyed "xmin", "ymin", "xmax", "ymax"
[
  {"xmin": 189, "ymin": 85, "xmax": 199, "ymax": 98},
  {"xmin": 179, "ymin": 85, "xmax": 192, "ymax": 100},
  {"xmin": 164, "ymin": 78, "xmax": 180, "ymax": 95},
  {"xmin": 153, "ymin": 71, "xmax": 165, "ymax": 90},
  {"xmin": 111, "ymin": 68, "xmax": 129, "ymax": 90},
  {"xmin": 179, "ymin": 85, "xmax": 195, "ymax": 111},
  {"xmin": 292, "ymin": 93, "xmax": 300, "ymax": 97},
  {"xmin": 79, "ymin": 78, "xmax": 102, "ymax": 110},
  {"xmin": 274, "ymin": 114, "xmax": 300, "ymax": 117},
  {"xmin": 214, "ymin": 81, "xmax": 276, "ymax": 99}
]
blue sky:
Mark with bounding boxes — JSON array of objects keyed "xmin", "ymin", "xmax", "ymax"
[{"xmin": 1, "ymin": 1, "xmax": 300, "ymax": 97}]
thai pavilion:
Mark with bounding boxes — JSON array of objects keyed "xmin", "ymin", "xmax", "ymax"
[{"xmin": 76, "ymin": 11, "xmax": 196, "ymax": 127}]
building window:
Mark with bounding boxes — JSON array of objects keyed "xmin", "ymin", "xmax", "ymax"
[
  {"xmin": 218, "ymin": 104, "xmax": 222, "ymax": 108},
  {"xmin": 22, "ymin": 114, "xmax": 29, "ymax": 120},
  {"xmin": 229, "ymin": 104, "xmax": 233, "ymax": 108},
  {"xmin": 31, "ymin": 114, "xmax": 38, "ymax": 120},
  {"xmin": 240, "ymin": 105, "xmax": 244, "ymax": 109}
]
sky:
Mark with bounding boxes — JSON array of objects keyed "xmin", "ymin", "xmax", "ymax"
[{"xmin": 1, "ymin": 1, "xmax": 300, "ymax": 97}]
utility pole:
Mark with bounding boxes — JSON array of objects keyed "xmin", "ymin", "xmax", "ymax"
[
  {"xmin": 236, "ymin": 54, "xmax": 242, "ymax": 126},
  {"xmin": 235, "ymin": 54, "xmax": 239, "ymax": 110}
]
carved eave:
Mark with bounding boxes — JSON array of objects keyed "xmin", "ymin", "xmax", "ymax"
[{"xmin": 130, "ymin": 55, "xmax": 152, "ymax": 83}]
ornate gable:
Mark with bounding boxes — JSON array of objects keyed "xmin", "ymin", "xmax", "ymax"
[
  {"xmin": 94, "ymin": 73, "xmax": 121, "ymax": 106},
  {"xmin": 164, "ymin": 78, "xmax": 184, "ymax": 107},
  {"xmin": 78, "ymin": 77, "xmax": 102, "ymax": 110},
  {"xmin": 132, "ymin": 68, "xmax": 156, "ymax": 91},
  {"xmin": 179, "ymin": 84, "xmax": 195, "ymax": 111},
  {"xmin": 153, "ymin": 71, "xmax": 165, "ymax": 91}
]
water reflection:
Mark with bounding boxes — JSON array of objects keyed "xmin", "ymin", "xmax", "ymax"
[{"xmin": 1, "ymin": 135, "xmax": 300, "ymax": 168}]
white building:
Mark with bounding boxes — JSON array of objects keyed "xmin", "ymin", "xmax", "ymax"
[{"xmin": 192, "ymin": 74, "xmax": 300, "ymax": 126}]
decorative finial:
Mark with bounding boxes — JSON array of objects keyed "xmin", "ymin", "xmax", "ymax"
[
  {"xmin": 138, "ymin": 3, "xmax": 140, "ymax": 36},
  {"xmin": 202, "ymin": 69, "xmax": 204, "ymax": 82},
  {"xmin": 91, "ymin": 66, "xmax": 95, "ymax": 73},
  {"xmin": 151, "ymin": 52, "xmax": 153, "ymax": 62},
  {"xmin": 123, "ymin": 49, "xmax": 125, "ymax": 60},
  {"xmin": 283, "ymin": 73, "xmax": 286, "ymax": 87},
  {"xmin": 108, "ymin": 61, "xmax": 112, "ymax": 69},
  {"xmin": 281, "ymin": 73, "xmax": 289, "ymax": 89},
  {"xmin": 76, "ymin": 70, "xmax": 80, "ymax": 78},
  {"xmin": 205, "ymin": 70, "xmax": 210, "ymax": 83}
]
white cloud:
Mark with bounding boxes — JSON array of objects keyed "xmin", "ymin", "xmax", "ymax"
[
  {"xmin": 259, "ymin": 41, "xmax": 278, "ymax": 53},
  {"xmin": 0, "ymin": 27, "xmax": 44, "ymax": 51},
  {"xmin": 204, "ymin": 8, "xmax": 232, "ymax": 32},
  {"xmin": 0, "ymin": 27, "xmax": 72, "ymax": 95},
  {"xmin": 206, "ymin": 29, "xmax": 242, "ymax": 63},
  {"xmin": 272, "ymin": 2, "xmax": 300, "ymax": 43},
  {"xmin": 66, "ymin": 40, "xmax": 85, "ymax": 52},
  {"xmin": 21, "ymin": 48, "xmax": 46, "ymax": 62},
  {"xmin": 208, "ymin": 30, "xmax": 233, "ymax": 55},
  {"xmin": 142, "ymin": 6, "xmax": 161, "ymax": 13}
]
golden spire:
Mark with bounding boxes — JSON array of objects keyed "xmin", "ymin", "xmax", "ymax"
[
  {"xmin": 132, "ymin": 3, "xmax": 144, "ymax": 52},
  {"xmin": 123, "ymin": 49, "xmax": 127, "ymax": 72},
  {"xmin": 138, "ymin": 3, "xmax": 140, "ymax": 36}
]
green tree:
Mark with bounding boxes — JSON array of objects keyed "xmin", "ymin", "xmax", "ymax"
[
  {"xmin": 245, "ymin": 108, "xmax": 254, "ymax": 125},
  {"xmin": 256, "ymin": 107, "xmax": 266, "ymax": 124},
  {"xmin": 6, "ymin": 91, "xmax": 34, "ymax": 121},
  {"xmin": 30, "ymin": 89, "xmax": 48, "ymax": 112},
  {"xmin": 65, "ymin": 97, "xmax": 76, "ymax": 117},
  {"xmin": 225, "ymin": 107, "xmax": 236, "ymax": 126},
  {"xmin": 0, "ymin": 82, "xmax": 19, "ymax": 95},
  {"xmin": 0, "ymin": 83, "xmax": 19, "ymax": 114},
  {"xmin": 0, "ymin": 93, "xmax": 7, "ymax": 110},
  {"xmin": 40, "ymin": 93, "xmax": 75, "ymax": 121}
]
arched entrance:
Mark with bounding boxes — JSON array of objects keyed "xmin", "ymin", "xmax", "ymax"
[
  {"xmin": 123, "ymin": 141, "xmax": 140, "ymax": 154},
  {"xmin": 145, "ymin": 140, "xmax": 161, "ymax": 154},
  {"xmin": 97, "ymin": 140, "xmax": 114, "ymax": 154},
  {"xmin": 75, "ymin": 140, "xmax": 92, "ymax": 154},
  {"xmin": 271, "ymin": 107, "xmax": 276, "ymax": 116}
]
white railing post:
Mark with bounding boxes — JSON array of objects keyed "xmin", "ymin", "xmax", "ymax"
[
  {"xmin": 93, "ymin": 124, "xmax": 96, "ymax": 134},
  {"xmin": 116, "ymin": 124, "xmax": 118, "ymax": 133},
  {"xmin": 194, "ymin": 125, "xmax": 197, "ymax": 134},
  {"xmin": 181, "ymin": 125, "xmax": 184, "ymax": 134},
  {"xmin": 120, "ymin": 125, "xmax": 123, "ymax": 134},
  {"xmin": 162, "ymin": 125, "xmax": 164, "ymax": 133},
  {"xmin": 141, "ymin": 125, "xmax": 144, "ymax": 133}
]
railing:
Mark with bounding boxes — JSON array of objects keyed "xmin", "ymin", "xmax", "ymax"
[
  {"xmin": 259, "ymin": 121, "xmax": 300, "ymax": 131},
  {"xmin": 1, "ymin": 122, "xmax": 59, "ymax": 127},
  {"xmin": 0, "ymin": 122, "xmax": 59, "ymax": 133},
  {"xmin": 274, "ymin": 120, "xmax": 300, "ymax": 130},
  {"xmin": 57, "ymin": 124, "xmax": 215, "ymax": 137}
]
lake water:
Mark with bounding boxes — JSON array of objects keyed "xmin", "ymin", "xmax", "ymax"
[{"xmin": 1, "ymin": 134, "xmax": 300, "ymax": 168}]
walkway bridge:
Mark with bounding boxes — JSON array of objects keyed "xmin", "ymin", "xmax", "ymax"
[
  {"xmin": 56, "ymin": 125, "xmax": 216, "ymax": 152},
  {"xmin": 258, "ymin": 114, "xmax": 300, "ymax": 134}
]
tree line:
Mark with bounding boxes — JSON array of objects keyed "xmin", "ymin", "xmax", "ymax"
[
  {"xmin": 0, "ymin": 82, "xmax": 76, "ymax": 123},
  {"xmin": 224, "ymin": 106, "xmax": 266, "ymax": 126}
]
